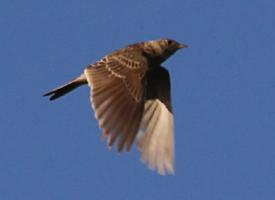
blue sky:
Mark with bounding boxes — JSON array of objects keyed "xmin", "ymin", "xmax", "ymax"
[{"xmin": 1, "ymin": 0, "xmax": 274, "ymax": 199}]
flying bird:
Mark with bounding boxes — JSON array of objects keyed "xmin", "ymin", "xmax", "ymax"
[{"xmin": 44, "ymin": 39, "xmax": 187, "ymax": 175}]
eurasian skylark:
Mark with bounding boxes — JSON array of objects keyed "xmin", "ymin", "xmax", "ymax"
[{"xmin": 44, "ymin": 39, "xmax": 188, "ymax": 175}]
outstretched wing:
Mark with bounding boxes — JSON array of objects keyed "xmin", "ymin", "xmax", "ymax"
[
  {"xmin": 137, "ymin": 66, "xmax": 175, "ymax": 175},
  {"xmin": 84, "ymin": 54, "xmax": 148, "ymax": 152}
]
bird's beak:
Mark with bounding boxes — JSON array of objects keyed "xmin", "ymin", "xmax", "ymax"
[{"xmin": 178, "ymin": 43, "xmax": 188, "ymax": 49}]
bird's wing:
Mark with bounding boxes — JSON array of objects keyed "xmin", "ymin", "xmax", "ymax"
[
  {"xmin": 84, "ymin": 55, "xmax": 148, "ymax": 152},
  {"xmin": 137, "ymin": 66, "xmax": 175, "ymax": 175}
]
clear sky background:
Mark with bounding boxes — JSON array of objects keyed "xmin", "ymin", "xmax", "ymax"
[{"xmin": 0, "ymin": 0, "xmax": 274, "ymax": 199}]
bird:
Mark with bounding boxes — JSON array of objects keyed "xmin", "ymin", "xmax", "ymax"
[{"xmin": 44, "ymin": 39, "xmax": 188, "ymax": 175}]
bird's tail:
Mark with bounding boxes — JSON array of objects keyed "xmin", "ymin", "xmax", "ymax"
[{"xmin": 43, "ymin": 74, "xmax": 87, "ymax": 101}]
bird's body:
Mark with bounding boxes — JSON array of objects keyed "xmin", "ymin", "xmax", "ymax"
[{"xmin": 44, "ymin": 39, "xmax": 187, "ymax": 175}]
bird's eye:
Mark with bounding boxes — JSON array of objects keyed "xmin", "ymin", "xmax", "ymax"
[{"xmin": 167, "ymin": 40, "xmax": 173, "ymax": 45}]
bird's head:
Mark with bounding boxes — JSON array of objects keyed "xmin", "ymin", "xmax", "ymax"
[{"xmin": 143, "ymin": 39, "xmax": 188, "ymax": 64}]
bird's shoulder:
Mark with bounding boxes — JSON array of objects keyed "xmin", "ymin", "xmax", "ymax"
[
  {"xmin": 86, "ymin": 43, "xmax": 148, "ymax": 80},
  {"xmin": 102, "ymin": 43, "xmax": 148, "ymax": 70},
  {"xmin": 109, "ymin": 43, "xmax": 145, "ymax": 58}
]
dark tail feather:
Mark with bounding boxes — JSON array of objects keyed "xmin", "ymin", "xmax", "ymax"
[{"xmin": 44, "ymin": 74, "xmax": 87, "ymax": 101}]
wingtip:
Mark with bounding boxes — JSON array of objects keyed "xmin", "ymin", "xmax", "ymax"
[
  {"xmin": 49, "ymin": 96, "xmax": 55, "ymax": 101},
  {"xmin": 43, "ymin": 90, "xmax": 54, "ymax": 97},
  {"xmin": 43, "ymin": 91, "xmax": 57, "ymax": 101},
  {"xmin": 43, "ymin": 92, "xmax": 50, "ymax": 97}
]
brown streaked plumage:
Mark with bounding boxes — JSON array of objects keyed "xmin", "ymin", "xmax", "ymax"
[{"xmin": 44, "ymin": 39, "xmax": 188, "ymax": 175}]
